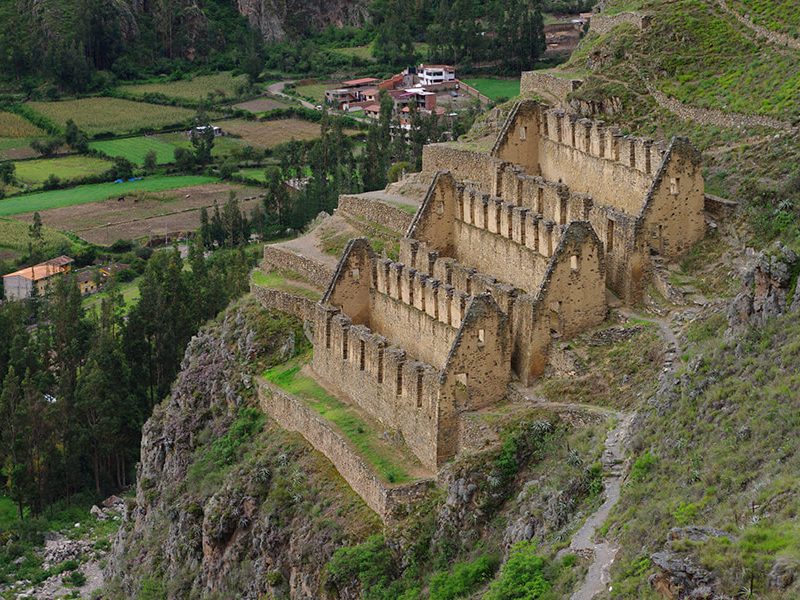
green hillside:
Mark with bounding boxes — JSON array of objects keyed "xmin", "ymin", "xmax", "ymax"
[{"xmin": 547, "ymin": 0, "xmax": 800, "ymax": 248}]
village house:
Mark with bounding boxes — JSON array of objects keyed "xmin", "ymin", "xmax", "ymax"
[
  {"xmin": 2, "ymin": 256, "xmax": 74, "ymax": 301},
  {"xmin": 418, "ymin": 64, "xmax": 456, "ymax": 86}
]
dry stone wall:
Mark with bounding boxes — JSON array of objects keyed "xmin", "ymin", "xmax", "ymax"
[
  {"xmin": 258, "ymin": 380, "xmax": 432, "ymax": 521},
  {"xmin": 251, "ymin": 284, "xmax": 316, "ymax": 321},
  {"xmin": 263, "ymin": 246, "xmax": 333, "ymax": 289},
  {"xmin": 520, "ymin": 71, "xmax": 583, "ymax": 105},
  {"xmin": 337, "ymin": 194, "xmax": 414, "ymax": 234},
  {"xmin": 589, "ymin": 11, "xmax": 652, "ymax": 35}
]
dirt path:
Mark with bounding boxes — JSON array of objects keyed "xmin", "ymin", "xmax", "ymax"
[
  {"xmin": 274, "ymin": 214, "xmax": 357, "ymax": 270},
  {"xmin": 558, "ymin": 307, "xmax": 680, "ymax": 599}
]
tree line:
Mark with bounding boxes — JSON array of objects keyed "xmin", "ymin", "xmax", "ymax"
[{"xmin": 0, "ymin": 244, "xmax": 252, "ymax": 517}]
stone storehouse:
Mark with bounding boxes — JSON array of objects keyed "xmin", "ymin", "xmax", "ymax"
[{"xmin": 421, "ymin": 99, "xmax": 705, "ymax": 302}]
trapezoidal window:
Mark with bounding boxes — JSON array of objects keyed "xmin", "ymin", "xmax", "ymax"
[
  {"xmin": 417, "ymin": 371, "xmax": 424, "ymax": 408},
  {"xmin": 477, "ymin": 328, "xmax": 486, "ymax": 347},
  {"xmin": 669, "ymin": 177, "xmax": 680, "ymax": 195},
  {"xmin": 456, "ymin": 372, "xmax": 468, "ymax": 386},
  {"xmin": 519, "ymin": 126, "xmax": 527, "ymax": 141},
  {"xmin": 436, "ymin": 201, "xmax": 445, "ymax": 215},
  {"xmin": 351, "ymin": 268, "xmax": 360, "ymax": 282},
  {"xmin": 570, "ymin": 255, "xmax": 579, "ymax": 272}
]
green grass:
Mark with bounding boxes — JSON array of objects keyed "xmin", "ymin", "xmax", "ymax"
[
  {"xmin": 0, "ymin": 495, "xmax": 18, "ymax": 529},
  {"xmin": 25, "ymin": 98, "xmax": 196, "ymax": 136},
  {"xmin": 83, "ymin": 278, "xmax": 142, "ymax": 315},
  {"xmin": 330, "ymin": 45, "xmax": 376, "ymax": 61},
  {"xmin": 158, "ymin": 131, "xmax": 244, "ymax": 158},
  {"xmin": 264, "ymin": 359, "xmax": 414, "ymax": 483},
  {"xmin": 118, "ymin": 72, "xmax": 250, "ymax": 102},
  {"xmin": 463, "ymin": 78, "xmax": 521, "ymax": 100},
  {"xmin": 293, "ymin": 83, "xmax": 330, "ymax": 103},
  {"xmin": 728, "ymin": 0, "xmax": 800, "ymax": 37},
  {"xmin": 251, "ymin": 269, "xmax": 322, "ymax": 300},
  {"xmin": 89, "ymin": 136, "xmax": 179, "ymax": 166},
  {"xmin": 13, "ymin": 155, "xmax": 112, "ymax": 186},
  {"xmin": 0, "ymin": 175, "xmax": 217, "ymax": 216},
  {"xmin": 0, "ymin": 217, "xmax": 72, "ymax": 258}
]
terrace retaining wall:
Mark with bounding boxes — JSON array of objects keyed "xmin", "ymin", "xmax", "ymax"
[
  {"xmin": 258, "ymin": 379, "xmax": 432, "ymax": 522},
  {"xmin": 251, "ymin": 284, "xmax": 316, "ymax": 321},
  {"xmin": 262, "ymin": 245, "xmax": 333, "ymax": 289},
  {"xmin": 337, "ymin": 194, "xmax": 414, "ymax": 234}
]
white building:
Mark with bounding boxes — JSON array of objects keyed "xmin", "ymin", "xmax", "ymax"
[{"xmin": 418, "ymin": 64, "xmax": 456, "ymax": 86}]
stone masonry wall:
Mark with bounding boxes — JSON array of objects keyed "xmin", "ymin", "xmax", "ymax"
[
  {"xmin": 258, "ymin": 380, "xmax": 432, "ymax": 521},
  {"xmin": 589, "ymin": 12, "xmax": 652, "ymax": 36},
  {"xmin": 337, "ymin": 194, "xmax": 414, "ymax": 234},
  {"xmin": 263, "ymin": 245, "xmax": 333, "ymax": 289},
  {"xmin": 422, "ymin": 144, "xmax": 499, "ymax": 193},
  {"xmin": 520, "ymin": 71, "xmax": 583, "ymax": 105},
  {"xmin": 251, "ymin": 284, "xmax": 316, "ymax": 321}
]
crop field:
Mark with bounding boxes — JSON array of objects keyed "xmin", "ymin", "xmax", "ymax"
[
  {"xmin": 0, "ymin": 175, "xmax": 217, "ymax": 217},
  {"xmin": 0, "ymin": 111, "xmax": 44, "ymax": 137},
  {"xmin": 157, "ymin": 131, "xmax": 244, "ymax": 158},
  {"xmin": 118, "ymin": 72, "xmax": 250, "ymax": 102},
  {"xmin": 26, "ymin": 98, "xmax": 196, "ymax": 136},
  {"xmin": 83, "ymin": 277, "xmax": 141, "ymax": 315},
  {"xmin": 13, "ymin": 156, "xmax": 112, "ymax": 187},
  {"xmin": 293, "ymin": 83, "xmax": 330, "ymax": 103},
  {"xmin": 89, "ymin": 136, "xmax": 178, "ymax": 165},
  {"xmin": 0, "ymin": 137, "xmax": 42, "ymax": 160},
  {"xmin": 13, "ymin": 183, "xmax": 261, "ymax": 244},
  {"xmin": 464, "ymin": 78, "xmax": 521, "ymax": 100},
  {"xmin": 217, "ymin": 118, "xmax": 322, "ymax": 148},
  {"xmin": 330, "ymin": 45, "xmax": 375, "ymax": 61},
  {"xmin": 0, "ymin": 217, "xmax": 72, "ymax": 259},
  {"xmin": 232, "ymin": 97, "xmax": 288, "ymax": 113}
]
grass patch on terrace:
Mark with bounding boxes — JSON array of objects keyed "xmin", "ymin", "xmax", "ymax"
[
  {"xmin": 25, "ymin": 97, "xmax": 196, "ymax": 136},
  {"xmin": 118, "ymin": 72, "xmax": 250, "ymax": 102},
  {"xmin": 251, "ymin": 269, "xmax": 322, "ymax": 300},
  {"xmin": 0, "ymin": 175, "xmax": 217, "ymax": 216},
  {"xmin": 89, "ymin": 136, "xmax": 178, "ymax": 166},
  {"xmin": 728, "ymin": 0, "xmax": 800, "ymax": 37},
  {"xmin": 13, "ymin": 155, "xmax": 112, "ymax": 187},
  {"xmin": 329, "ymin": 45, "xmax": 376, "ymax": 61},
  {"xmin": 263, "ymin": 359, "xmax": 416, "ymax": 484},
  {"xmin": 463, "ymin": 78, "xmax": 521, "ymax": 100}
]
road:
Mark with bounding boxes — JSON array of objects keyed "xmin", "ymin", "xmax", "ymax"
[{"xmin": 267, "ymin": 80, "xmax": 317, "ymax": 110}]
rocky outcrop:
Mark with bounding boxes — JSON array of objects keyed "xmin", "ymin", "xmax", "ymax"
[
  {"xmin": 727, "ymin": 242, "xmax": 800, "ymax": 328},
  {"xmin": 236, "ymin": 0, "xmax": 368, "ymax": 42},
  {"xmin": 105, "ymin": 299, "xmax": 379, "ymax": 599}
]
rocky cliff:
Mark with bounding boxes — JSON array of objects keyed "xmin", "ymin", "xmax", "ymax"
[{"xmin": 235, "ymin": 0, "xmax": 368, "ymax": 42}]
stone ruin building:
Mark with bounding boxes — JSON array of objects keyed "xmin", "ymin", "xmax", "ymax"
[{"xmin": 260, "ymin": 96, "xmax": 705, "ymax": 518}]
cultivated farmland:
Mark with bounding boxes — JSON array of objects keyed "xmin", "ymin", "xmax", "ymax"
[
  {"xmin": 14, "ymin": 183, "xmax": 262, "ymax": 244},
  {"xmin": 218, "ymin": 118, "xmax": 322, "ymax": 148},
  {"xmin": 89, "ymin": 136, "xmax": 178, "ymax": 166},
  {"xmin": 0, "ymin": 175, "xmax": 217, "ymax": 216},
  {"xmin": 293, "ymin": 83, "xmax": 330, "ymax": 104},
  {"xmin": 233, "ymin": 97, "xmax": 288, "ymax": 113},
  {"xmin": 118, "ymin": 72, "xmax": 251, "ymax": 102},
  {"xmin": 25, "ymin": 98, "xmax": 196, "ymax": 136},
  {"xmin": 0, "ymin": 217, "xmax": 72, "ymax": 261},
  {"xmin": 13, "ymin": 156, "xmax": 112, "ymax": 187},
  {"xmin": 0, "ymin": 111, "xmax": 44, "ymax": 137}
]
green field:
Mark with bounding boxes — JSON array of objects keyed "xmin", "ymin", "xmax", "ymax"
[
  {"xmin": 293, "ymin": 83, "xmax": 330, "ymax": 103},
  {"xmin": 0, "ymin": 217, "xmax": 72, "ymax": 258},
  {"xmin": 463, "ymin": 78, "xmax": 521, "ymax": 100},
  {"xmin": 729, "ymin": 0, "xmax": 800, "ymax": 36},
  {"xmin": 83, "ymin": 277, "xmax": 142, "ymax": 315},
  {"xmin": 118, "ymin": 72, "xmax": 251, "ymax": 102},
  {"xmin": 13, "ymin": 155, "xmax": 112, "ymax": 186},
  {"xmin": 264, "ymin": 359, "xmax": 417, "ymax": 483},
  {"xmin": 0, "ymin": 175, "xmax": 217, "ymax": 216},
  {"xmin": 0, "ymin": 111, "xmax": 44, "ymax": 137},
  {"xmin": 89, "ymin": 136, "xmax": 178, "ymax": 166},
  {"xmin": 26, "ymin": 98, "xmax": 196, "ymax": 136},
  {"xmin": 330, "ymin": 45, "xmax": 376, "ymax": 61}
]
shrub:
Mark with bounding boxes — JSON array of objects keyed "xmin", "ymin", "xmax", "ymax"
[
  {"xmin": 483, "ymin": 541, "xmax": 551, "ymax": 600},
  {"xmin": 428, "ymin": 554, "xmax": 499, "ymax": 600},
  {"xmin": 630, "ymin": 451, "xmax": 657, "ymax": 482}
]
